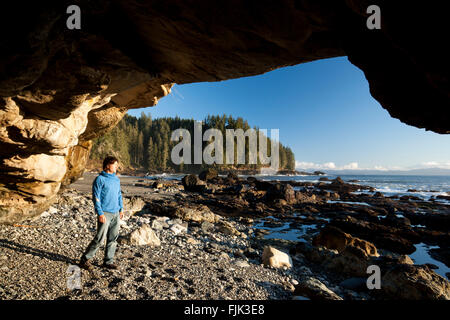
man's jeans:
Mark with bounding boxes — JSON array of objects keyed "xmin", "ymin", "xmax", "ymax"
[{"xmin": 82, "ymin": 212, "xmax": 120, "ymax": 265}]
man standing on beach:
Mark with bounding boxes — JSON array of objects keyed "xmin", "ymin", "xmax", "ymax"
[{"xmin": 79, "ymin": 156, "xmax": 123, "ymax": 270}]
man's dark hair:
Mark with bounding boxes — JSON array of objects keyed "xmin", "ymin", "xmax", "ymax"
[{"xmin": 103, "ymin": 156, "xmax": 119, "ymax": 170}]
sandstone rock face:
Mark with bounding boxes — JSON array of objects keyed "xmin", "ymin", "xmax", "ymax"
[{"xmin": 1, "ymin": 1, "xmax": 449, "ymax": 223}]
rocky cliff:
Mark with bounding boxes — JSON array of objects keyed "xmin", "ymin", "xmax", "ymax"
[{"xmin": 0, "ymin": 0, "xmax": 448, "ymax": 224}]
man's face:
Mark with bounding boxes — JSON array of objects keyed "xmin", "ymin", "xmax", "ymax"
[{"xmin": 106, "ymin": 161, "xmax": 119, "ymax": 173}]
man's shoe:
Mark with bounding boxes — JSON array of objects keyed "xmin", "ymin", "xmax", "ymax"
[
  {"xmin": 79, "ymin": 258, "xmax": 94, "ymax": 271},
  {"xmin": 102, "ymin": 263, "xmax": 118, "ymax": 270}
]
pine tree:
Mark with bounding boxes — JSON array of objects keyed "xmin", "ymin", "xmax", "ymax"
[
  {"xmin": 90, "ymin": 113, "xmax": 295, "ymax": 173},
  {"xmin": 147, "ymin": 137, "xmax": 155, "ymax": 170}
]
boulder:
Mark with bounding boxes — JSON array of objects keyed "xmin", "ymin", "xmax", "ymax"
[
  {"xmin": 292, "ymin": 241, "xmax": 370, "ymax": 277},
  {"xmin": 330, "ymin": 192, "xmax": 340, "ymax": 200},
  {"xmin": 172, "ymin": 204, "xmax": 221, "ymax": 223},
  {"xmin": 381, "ymin": 265, "xmax": 450, "ymax": 300},
  {"xmin": 169, "ymin": 222, "xmax": 188, "ymax": 235},
  {"xmin": 293, "ymin": 277, "xmax": 343, "ymax": 301},
  {"xmin": 122, "ymin": 196, "xmax": 147, "ymax": 219},
  {"xmin": 436, "ymin": 195, "xmax": 450, "ymax": 201},
  {"xmin": 246, "ymin": 177, "xmax": 257, "ymax": 183},
  {"xmin": 385, "ymin": 213, "xmax": 411, "ymax": 227},
  {"xmin": 227, "ymin": 172, "xmax": 239, "ymax": 180},
  {"xmin": 295, "ymin": 191, "xmax": 318, "ymax": 204},
  {"xmin": 332, "ymin": 177, "xmax": 345, "ymax": 184},
  {"xmin": 201, "ymin": 221, "xmax": 215, "ymax": 233},
  {"xmin": 181, "ymin": 174, "xmax": 207, "ymax": 192},
  {"xmin": 325, "ymin": 245, "xmax": 372, "ymax": 277},
  {"xmin": 254, "ymin": 180, "xmax": 273, "ymax": 191},
  {"xmin": 123, "ymin": 224, "xmax": 161, "ymax": 247},
  {"xmin": 377, "ymin": 254, "xmax": 415, "ymax": 267},
  {"xmin": 312, "ymin": 226, "xmax": 379, "ymax": 257},
  {"xmin": 374, "ymin": 233, "xmax": 416, "ymax": 255},
  {"xmin": 265, "ymin": 183, "xmax": 296, "ymax": 204},
  {"xmin": 262, "ymin": 246, "xmax": 293, "ymax": 269},
  {"xmin": 151, "ymin": 218, "xmax": 169, "ymax": 231},
  {"xmin": 199, "ymin": 168, "xmax": 218, "ymax": 181},
  {"xmin": 152, "ymin": 180, "xmax": 164, "ymax": 189},
  {"xmin": 330, "ymin": 216, "xmax": 416, "ymax": 254},
  {"xmin": 217, "ymin": 220, "xmax": 240, "ymax": 236}
]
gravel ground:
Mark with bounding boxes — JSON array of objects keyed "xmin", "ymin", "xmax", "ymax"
[{"xmin": 0, "ymin": 188, "xmax": 299, "ymax": 300}]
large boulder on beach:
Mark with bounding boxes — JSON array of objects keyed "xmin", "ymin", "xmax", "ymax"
[
  {"xmin": 262, "ymin": 246, "xmax": 293, "ymax": 269},
  {"xmin": 122, "ymin": 196, "xmax": 147, "ymax": 219},
  {"xmin": 265, "ymin": 183, "xmax": 296, "ymax": 204},
  {"xmin": 182, "ymin": 174, "xmax": 207, "ymax": 192},
  {"xmin": 172, "ymin": 204, "xmax": 221, "ymax": 223},
  {"xmin": 249, "ymin": 178, "xmax": 273, "ymax": 191},
  {"xmin": 330, "ymin": 216, "xmax": 416, "ymax": 254},
  {"xmin": 293, "ymin": 276, "xmax": 343, "ymax": 301},
  {"xmin": 227, "ymin": 172, "xmax": 239, "ymax": 180},
  {"xmin": 312, "ymin": 226, "xmax": 379, "ymax": 257},
  {"xmin": 332, "ymin": 177, "xmax": 345, "ymax": 184},
  {"xmin": 291, "ymin": 241, "xmax": 373, "ymax": 277},
  {"xmin": 381, "ymin": 264, "xmax": 450, "ymax": 300},
  {"xmin": 318, "ymin": 177, "xmax": 372, "ymax": 194},
  {"xmin": 121, "ymin": 224, "xmax": 161, "ymax": 247},
  {"xmin": 199, "ymin": 168, "xmax": 218, "ymax": 181},
  {"xmin": 295, "ymin": 191, "xmax": 318, "ymax": 204},
  {"xmin": 217, "ymin": 220, "xmax": 241, "ymax": 236},
  {"xmin": 325, "ymin": 245, "xmax": 373, "ymax": 277}
]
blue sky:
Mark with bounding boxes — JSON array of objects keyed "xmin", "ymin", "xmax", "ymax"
[{"xmin": 128, "ymin": 57, "xmax": 450, "ymax": 171}]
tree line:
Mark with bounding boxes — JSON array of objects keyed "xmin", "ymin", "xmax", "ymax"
[{"xmin": 90, "ymin": 112, "xmax": 296, "ymax": 173}]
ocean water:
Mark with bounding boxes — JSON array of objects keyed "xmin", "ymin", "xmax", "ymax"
[{"xmin": 256, "ymin": 174, "xmax": 450, "ymax": 204}]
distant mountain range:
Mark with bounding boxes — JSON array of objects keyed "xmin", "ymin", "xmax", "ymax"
[{"xmin": 310, "ymin": 168, "xmax": 450, "ymax": 176}]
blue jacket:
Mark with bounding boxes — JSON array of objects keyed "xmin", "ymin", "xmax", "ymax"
[{"xmin": 92, "ymin": 171, "xmax": 123, "ymax": 216}]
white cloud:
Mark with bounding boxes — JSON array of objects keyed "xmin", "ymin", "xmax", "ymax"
[
  {"xmin": 295, "ymin": 161, "xmax": 336, "ymax": 170},
  {"xmin": 421, "ymin": 161, "xmax": 450, "ymax": 169},
  {"xmin": 342, "ymin": 162, "xmax": 359, "ymax": 170},
  {"xmin": 296, "ymin": 161, "xmax": 358, "ymax": 171},
  {"xmin": 323, "ymin": 162, "xmax": 337, "ymax": 169},
  {"xmin": 295, "ymin": 160, "xmax": 450, "ymax": 172}
]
